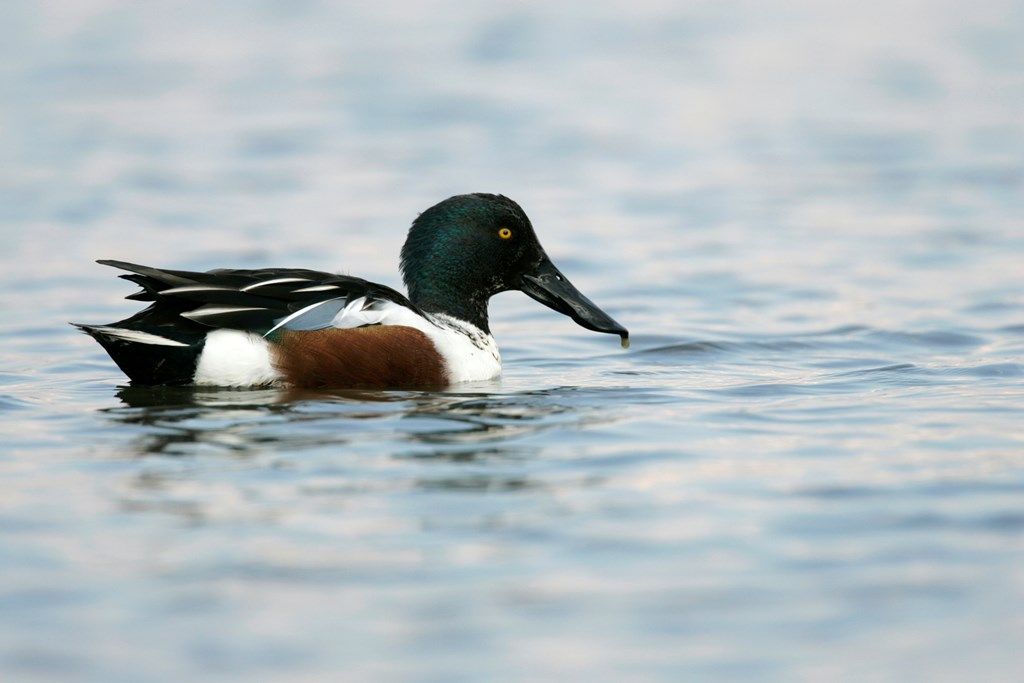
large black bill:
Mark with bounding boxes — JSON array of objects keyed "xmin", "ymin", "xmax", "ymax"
[{"xmin": 520, "ymin": 258, "xmax": 629, "ymax": 348}]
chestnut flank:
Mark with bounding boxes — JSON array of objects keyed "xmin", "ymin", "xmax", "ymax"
[{"xmin": 274, "ymin": 326, "xmax": 447, "ymax": 389}]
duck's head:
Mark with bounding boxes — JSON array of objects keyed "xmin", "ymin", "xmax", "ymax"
[{"xmin": 400, "ymin": 193, "xmax": 628, "ymax": 347}]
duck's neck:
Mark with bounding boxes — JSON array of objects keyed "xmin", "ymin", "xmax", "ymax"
[{"xmin": 410, "ymin": 286, "xmax": 491, "ymax": 334}]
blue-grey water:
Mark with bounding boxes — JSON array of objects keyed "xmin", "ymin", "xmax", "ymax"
[{"xmin": 2, "ymin": 1, "xmax": 1023, "ymax": 680}]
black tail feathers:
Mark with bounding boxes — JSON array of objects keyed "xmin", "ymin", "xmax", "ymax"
[{"xmin": 73, "ymin": 322, "xmax": 203, "ymax": 386}]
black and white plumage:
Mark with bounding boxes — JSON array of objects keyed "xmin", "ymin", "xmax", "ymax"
[
  {"xmin": 75, "ymin": 260, "xmax": 499, "ymax": 387},
  {"xmin": 108, "ymin": 259, "xmax": 415, "ymax": 331}
]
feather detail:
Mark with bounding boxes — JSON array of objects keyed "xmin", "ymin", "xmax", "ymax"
[
  {"xmin": 160, "ymin": 285, "xmax": 238, "ymax": 295},
  {"xmin": 182, "ymin": 305, "xmax": 274, "ymax": 329},
  {"xmin": 265, "ymin": 298, "xmax": 349, "ymax": 335},
  {"xmin": 292, "ymin": 284, "xmax": 341, "ymax": 293},
  {"xmin": 74, "ymin": 325, "xmax": 188, "ymax": 347},
  {"xmin": 241, "ymin": 277, "xmax": 312, "ymax": 291},
  {"xmin": 96, "ymin": 260, "xmax": 422, "ymax": 336}
]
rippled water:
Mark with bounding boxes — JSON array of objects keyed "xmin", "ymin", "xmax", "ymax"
[{"xmin": 2, "ymin": 1, "xmax": 1023, "ymax": 680}]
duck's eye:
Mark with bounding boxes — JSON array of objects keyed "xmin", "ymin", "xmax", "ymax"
[{"xmin": 498, "ymin": 227, "xmax": 513, "ymax": 240}]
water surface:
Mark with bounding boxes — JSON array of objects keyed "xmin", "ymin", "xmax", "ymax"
[{"xmin": 2, "ymin": 1, "xmax": 1023, "ymax": 680}]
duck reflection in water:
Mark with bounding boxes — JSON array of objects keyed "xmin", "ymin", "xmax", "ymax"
[{"xmin": 106, "ymin": 384, "xmax": 583, "ymax": 465}]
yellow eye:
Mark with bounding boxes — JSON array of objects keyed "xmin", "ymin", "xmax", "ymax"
[{"xmin": 498, "ymin": 227, "xmax": 513, "ymax": 240}]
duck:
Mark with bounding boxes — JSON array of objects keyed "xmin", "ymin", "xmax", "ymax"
[{"xmin": 75, "ymin": 193, "xmax": 629, "ymax": 389}]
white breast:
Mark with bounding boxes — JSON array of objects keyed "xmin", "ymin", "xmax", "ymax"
[{"xmin": 422, "ymin": 313, "xmax": 502, "ymax": 384}]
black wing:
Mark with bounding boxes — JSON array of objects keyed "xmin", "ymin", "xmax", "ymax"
[{"xmin": 98, "ymin": 259, "xmax": 418, "ymax": 336}]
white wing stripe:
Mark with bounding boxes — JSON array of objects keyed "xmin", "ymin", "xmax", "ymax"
[
  {"xmin": 183, "ymin": 306, "xmax": 268, "ymax": 319},
  {"xmin": 90, "ymin": 326, "xmax": 188, "ymax": 347},
  {"xmin": 241, "ymin": 278, "xmax": 311, "ymax": 291},
  {"xmin": 292, "ymin": 284, "xmax": 341, "ymax": 293},
  {"xmin": 161, "ymin": 285, "xmax": 237, "ymax": 295}
]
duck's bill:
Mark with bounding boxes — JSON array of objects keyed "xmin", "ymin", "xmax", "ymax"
[{"xmin": 520, "ymin": 258, "xmax": 630, "ymax": 348}]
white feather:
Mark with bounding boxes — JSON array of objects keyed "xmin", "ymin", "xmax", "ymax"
[
  {"xmin": 183, "ymin": 305, "xmax": 268, "ymax": 320},
  {"xmin": 292, "ymin": 284, "xmax": 341, "ymax": 293},
  {"xmin": 328, "ymin": 296, "xmax": 388, "ymax": 328},
  {"xmin": 89, "ymin": 326, "xmax": 188, "ymax": 347},
  {"xmin": 193, "ymin": 330, "xmax": 282, "ymax": 387},
  {"xmin": 424, "ymin": 314, "xmax": 502, "ymax": 383},
  {"xmin": 240, "ymin": 277, "xmax": 311, "ymax": 291},
  {"xmin": 160, "ymin": 285, "xmax": 236, "ymax": 295}
]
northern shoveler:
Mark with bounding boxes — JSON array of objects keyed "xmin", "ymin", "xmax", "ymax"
[{"xmin": 75, "ymin": 193, "xmax": 629, "ymax": 389}]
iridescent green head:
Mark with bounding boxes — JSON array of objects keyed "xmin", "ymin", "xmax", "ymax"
[{"xmin": 400, "ymin": 193, "xmax": 628, "ymax": 346}]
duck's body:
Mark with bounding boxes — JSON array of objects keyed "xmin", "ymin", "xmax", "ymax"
[
  {"xmin": 77, "ymin": 262, "xmax": 501, "ymax": 388},
  {"xmin": 77, "ymin": 194, "xmax": 627, "ymax": 389}
]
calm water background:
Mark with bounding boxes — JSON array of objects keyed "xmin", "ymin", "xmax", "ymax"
[{"xmin": 2, "ymin": 1, "xmax": 1023, "ymax": 680}]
